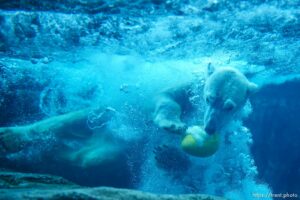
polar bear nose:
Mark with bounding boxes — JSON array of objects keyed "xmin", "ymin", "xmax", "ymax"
[{"xmin": 204, "ymin": 125, "xmax": 215, "ymax": 135}]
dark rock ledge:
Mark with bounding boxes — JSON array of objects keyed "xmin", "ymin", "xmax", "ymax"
[{"xmin": 0, "ymin": 170, "xmax": 227, "ymax": 200}]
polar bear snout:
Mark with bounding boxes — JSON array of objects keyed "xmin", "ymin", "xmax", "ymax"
[
  {"xmin": 204, "ymin": 104, "xmax": 231, "ymax": 134},
  {"xmin": 204, "ymin": 108, "xmax": 218, "ymax": 135}
]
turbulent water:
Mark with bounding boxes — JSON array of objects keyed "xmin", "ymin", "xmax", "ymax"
[{"xmin": 0, "ymin": 1, "xmax": 300, "ymax": 200}]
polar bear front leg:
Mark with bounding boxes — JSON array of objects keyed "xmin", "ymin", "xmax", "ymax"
[{"xmin": 153, "ymin": 96, "xmax": 187, "ymax": 134}]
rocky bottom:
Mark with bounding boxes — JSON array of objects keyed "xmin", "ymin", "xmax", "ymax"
[{"xmin": 0, "ymin": 170, "xmax": 226, "ymax": 200}]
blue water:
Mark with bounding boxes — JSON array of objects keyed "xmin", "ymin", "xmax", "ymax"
[{"xmin": 0, "ymin": 1, "xmax": 300, "ymax": 199}]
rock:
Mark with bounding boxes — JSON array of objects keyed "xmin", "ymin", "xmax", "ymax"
[
  {"xmin": 246, "ymin": 79, "xmax": 300, "ymax": 195},
  {"xmin": 0, "ymin": 170, "xmax": 77, "ymax": 189},
  {"xmin": 0, "ymin": 170, "xmax": 227, "ymax": 200}
]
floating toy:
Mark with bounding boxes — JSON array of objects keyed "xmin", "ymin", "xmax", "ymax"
[{"xmin": 181, "ymin": 126, "xmax": 219, "ymax": 157}]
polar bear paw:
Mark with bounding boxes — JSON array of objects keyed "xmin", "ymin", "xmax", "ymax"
[{"xmin": 155, "ymin": 118, "xmax": 187, "ymax": 134}]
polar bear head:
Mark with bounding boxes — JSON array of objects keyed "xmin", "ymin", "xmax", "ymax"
[{"xmin": 203, "ymin": 65, "xmax": 257, "ymax": 134}]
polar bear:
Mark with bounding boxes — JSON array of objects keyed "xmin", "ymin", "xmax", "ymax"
[
  {"xmin": 203, "ymin": 66, "xmax": 258, "ymax": 134},
  {"xmin": 0, "ymin": 108, "xmax": 124, "ymax": 168},
  {"xmin": 153, "ymin": 65, "xmax": 257, "ymax": 135},
  {"xmin": 0, "ymin": 107, "xmax": 133, "ymax": 187}
]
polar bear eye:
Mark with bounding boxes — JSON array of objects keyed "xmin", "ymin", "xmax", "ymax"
[
  {"xmin": 223, "ymin": 99, "xmax": 236, "ymax": 111},
  {"xmin": 205, "ymin": 96, "xmax": 212, "ymax": 104},
  {"xmin": 205, "ymin": 97, "xmax": 210, "ymax": 104}
]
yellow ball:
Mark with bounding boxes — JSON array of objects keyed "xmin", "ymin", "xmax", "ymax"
[{"xmin": 181, "ymin": 126, "xmax": 220, "ymax": 157}]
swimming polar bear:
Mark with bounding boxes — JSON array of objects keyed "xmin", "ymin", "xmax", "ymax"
[
  {"xmin": 203, "ymin": 66, "xmax": 258, "ymax": 134},
  {"xmin": 0, "ymin": 108, "xmax": 124, "ymax": 168},
  {"xmin": 153, "ymin": 65, "xmax": 258, "ymax": 135}
]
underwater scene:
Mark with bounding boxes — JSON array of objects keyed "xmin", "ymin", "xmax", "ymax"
[{"xmin": 0, "ymin": 0, "xmax": 299, "ymax": 199}]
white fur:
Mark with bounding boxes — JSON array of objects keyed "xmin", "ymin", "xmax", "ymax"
[{"xmin": 203, "ymin": 66, "xmax": 257, "ymax": 134}]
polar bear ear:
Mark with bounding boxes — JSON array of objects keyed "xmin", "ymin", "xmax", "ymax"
[
  {"xmin": 207, "ymin": 63, "xmax": 215, "ymax": 77},
  {"xmin": 247, "ymin": 82, "xmax": 258, "ymax": 96}
]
